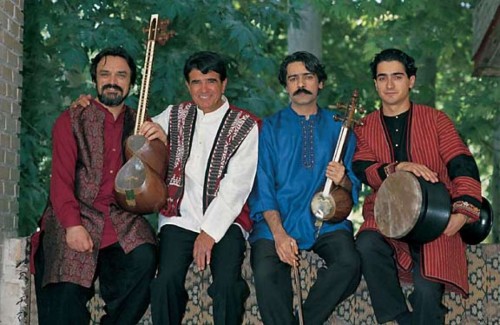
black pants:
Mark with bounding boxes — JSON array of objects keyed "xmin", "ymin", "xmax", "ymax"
[
  {"xmin": 356, "ymin": 230, "xmax": 446, "ymax": 325},
  {"xmin": 150, "ymin": 224, "xmax": 250, "ymax": 325},
  {"xmin": 34, "ymin": 239, "xmax": 157, "ymax": 325},
  {"xmin": 251, "ymin": 230, "xmax": 361, "ymax": 325}
]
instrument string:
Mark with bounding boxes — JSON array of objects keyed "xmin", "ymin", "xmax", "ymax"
[
  {"xmin": 321, "ymin": 126, "xmax": 349, "ymax": 196},
  {"xmin": 134, "ymin": 16, "xmax": 158, "ymax": 134}
]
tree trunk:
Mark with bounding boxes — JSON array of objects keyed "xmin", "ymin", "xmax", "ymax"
[
  {"xmin": 287, "ymin": 4, "xmax": 322, "ymax": 59},
  {"xmin": 414, "ymin": 55, "xmax": 437, "ymax": 107}
]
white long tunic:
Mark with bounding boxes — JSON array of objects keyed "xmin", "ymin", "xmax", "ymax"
[{"xmin": 153, "ymin": 97, "xmax": 258, "ymax": 242}]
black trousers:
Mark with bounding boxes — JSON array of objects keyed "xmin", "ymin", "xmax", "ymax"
[
  {"xmin": 251, "ymin": 230, "xmax": 361, "ymax": 325},
  {"xmin": 356, "ymin": 230, "xmax": 446, "ymax": 325},
  {"xmin": 150, "ymin": 224, "xmax": 250, "ymax": 325},
  {"xmin": 34, "ymin": 239, "xmax": 157, "ymax": 325}
]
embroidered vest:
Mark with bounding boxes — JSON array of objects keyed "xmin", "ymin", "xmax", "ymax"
[
  {"xmin": 161, "ymin": 102, "xmax": 258, "ymax": 231},
  {"xmin": 32, "ymin": 102, "xmax": 156, "ymax": 288}
]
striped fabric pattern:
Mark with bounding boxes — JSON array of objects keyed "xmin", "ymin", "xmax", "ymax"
[{"xmin": 353, "ymin": 104, "xmax": 482, "ymax": 296}]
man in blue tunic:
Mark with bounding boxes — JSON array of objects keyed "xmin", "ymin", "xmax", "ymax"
[{"xmin": 249, "ymin": 51, "xmax": 361, "ymax": 324}]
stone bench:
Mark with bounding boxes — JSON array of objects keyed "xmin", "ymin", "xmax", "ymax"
[{"xmin": 5, "ymin": 238, "xmax": 500, "ymax": 324}]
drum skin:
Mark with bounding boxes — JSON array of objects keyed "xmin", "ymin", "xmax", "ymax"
[{"xmin": 374, "ymin": 171, "xmax": 451, "ymax": 244}]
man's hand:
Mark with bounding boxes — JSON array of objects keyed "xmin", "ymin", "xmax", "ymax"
[
  {"xmin": 396, "ymin": 162, "xmax": 439, "ymax": 183},
  {"xmin": 70, "ymin": 94, "xmax": 93, "ymax": 108},
  {"xmin": 326, "ymin": 161, "xmax": 345, "ymax": 186},
  {"xmin": 262, "ymin": 210, "xmax": 299, "ymax": 266},
  {"xmin": 66, "ymin": 225, "xmax": 93, "ymax": 253},
  {"xmin": 443, "ymin": 213, "xmax": 468, "ymax": 237},
  {"xmin": 274, "ymin": 232, "xmax": 299, "ymax": 267},
  {"xmin": 193, "ymin": 231, "xmax": 215, "ymax": 271},
  {"xmin": 139, "ymin": 121, "xmax": 167, "ymax": 145}
]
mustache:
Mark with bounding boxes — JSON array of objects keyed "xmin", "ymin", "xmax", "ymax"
[
  {"xmin": 102, "ymin": 84, "xmax": 124, "ymax": 93},
  {"xmin": 293, "ymin": 88, "xmax": 312, "ymax": 96}
]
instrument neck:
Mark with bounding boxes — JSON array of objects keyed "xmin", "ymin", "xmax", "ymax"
[
  {"xmin": 134, "ymin": 29, "xmax": 157, "ymax": 134},
  {"xmin": 322, "ymin": 124, "xmax": 350, "ymax": 196},
  {"xmin": 134, "ymin": 39, "xmax": 155, "ymax": 134}
]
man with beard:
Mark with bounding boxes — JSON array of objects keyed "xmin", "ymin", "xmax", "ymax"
[
  {"xmin": 248, "ymin": 51, "xmax": 361, "ymax": 324},
  {"xmin": 31, "ymin": 47, "xmax": 158, "ymax": 325},
  {"xmin": 68, "ymin": 50, "xmax": 258, "ymax": 324}
]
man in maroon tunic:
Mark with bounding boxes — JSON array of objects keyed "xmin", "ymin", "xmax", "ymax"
[
  {"xmin": 31, "ymin": 47, "xmax": 157, "ymax": 325},
  {"xmin": 353, "ymin": 48, "xmax": 482, "ymax": 324}
]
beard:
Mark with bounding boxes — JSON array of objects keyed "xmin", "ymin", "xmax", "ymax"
[{"xmin": 97, "ymin": 84, "xmax": 129, "ymax": 106}]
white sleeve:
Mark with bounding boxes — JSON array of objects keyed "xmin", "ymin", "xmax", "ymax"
[
  {"xmin": 201, "ymin": 124, "xmax": 259, "ymax": 242},
  {"xmin": 151, "ymin": 105, "xmax": 173, "ymax": 136}
]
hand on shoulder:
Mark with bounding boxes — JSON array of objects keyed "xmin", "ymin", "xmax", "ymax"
[{"xmin": 70, "ymin": 94, "xmax": 93, "ymax": 109}]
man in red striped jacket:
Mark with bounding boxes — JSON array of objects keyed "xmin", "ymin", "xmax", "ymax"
[{"xmin": 353, "ymin": 48, "xmax": 482, "ymax": 324}]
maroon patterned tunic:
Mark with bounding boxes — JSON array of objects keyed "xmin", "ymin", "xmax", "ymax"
[{"xmin": 31, "ymin": 102, "xmax": 157, "ymax": 288}]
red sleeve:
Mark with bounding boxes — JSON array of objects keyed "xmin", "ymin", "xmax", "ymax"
[
  {"xmin": 353, "ymin": 117, "xmax": 387, "ymax": 190},
  {"xmin": 436, "ymin": 111, "xmax": 481, "ymax": 219},
  {"xmin": 49, "ymin": 111, "xmax": 82, "ymax": 228}
]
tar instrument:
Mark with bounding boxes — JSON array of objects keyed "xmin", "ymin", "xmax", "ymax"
[
  {"xmin": 114, "ymin": 15, "xmax": 175, "ymax": 214},
  {"xmin": 310, "ymin": 89, "xmax": 362, "ymax": 223},
  {"xmin": 374, "ymin": 171, "xmax": 493, "ymax": 244}
]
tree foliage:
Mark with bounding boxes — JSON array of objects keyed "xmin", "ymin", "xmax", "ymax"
[
  {"xmin": 20, "ymin": 0, "xmax": 292, "ymax": 235},
  {"xmin": 20, "ymin": 0, "xmax": 498, "ymax": 241},
  {"xmin": 309, "ymin": 0, "xmax": 498, "ymax": 240}
]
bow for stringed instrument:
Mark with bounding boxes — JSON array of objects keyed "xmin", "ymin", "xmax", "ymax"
[
  {"xmin": 114, "ymin": 14, "xmax": 174, "ymax": 214},
  {"xmin": 310, "ymin": 89, "xmax": 363, "ymax": 223}
]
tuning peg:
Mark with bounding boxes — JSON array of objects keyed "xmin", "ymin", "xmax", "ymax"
[
  {"xmin": 337, "ymin": 103, "xmax": 348, "ymax": 110},
  {"xmin": 328, "ymin": 103, "xmax": 349, "ymax": 110},
  {"xmin": 143, "ymin": 17, "xmax": 176, "ymax": 46},
  {"xmin": 334, "ymin": 115, "xmax": 364, "ymax": 126},
  {"xmin": 156, "ymin": 31, "xmax": 176, "ymax": 46}
]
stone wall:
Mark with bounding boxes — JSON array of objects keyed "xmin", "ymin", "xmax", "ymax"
[
  {"xmin": 0, "ymin": 0, "xmax": 23, "ymax": 244},
  {"xmin": 0, "ymin": 0, "xmax": 24, "ymax": 323}
]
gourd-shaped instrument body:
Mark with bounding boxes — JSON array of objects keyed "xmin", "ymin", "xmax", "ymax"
[{"xmin": 114, "ymin": 133, "xmax": 168, "ymax": 214}]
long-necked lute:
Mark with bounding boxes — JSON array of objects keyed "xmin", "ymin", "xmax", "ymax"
[
  {"xmin": 114, "ymin": 15, "xmax": 174, "ymax": 214},
  {"xmin": 310, "ymin": 89, "xmax": 361, "ymax": 222}
]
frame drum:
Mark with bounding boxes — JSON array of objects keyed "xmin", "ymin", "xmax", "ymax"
[{"xmin": 374, "ymin": 171, "xmax": 451, "ymax": 244}]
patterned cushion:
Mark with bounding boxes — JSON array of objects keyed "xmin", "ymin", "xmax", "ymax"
[{"xmin": 27, "ymin": 243, "xmax": 500, "ymax": 324}]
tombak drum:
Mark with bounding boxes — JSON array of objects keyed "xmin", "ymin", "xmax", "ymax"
[{"xmin": 374, "ymin": 171, "xmax": 451, "ymax": 244}]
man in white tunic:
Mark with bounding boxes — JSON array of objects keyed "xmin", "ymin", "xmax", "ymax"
[{"xmin": 142, "ymin": 51, "xmax": 259, "ymax": 325}]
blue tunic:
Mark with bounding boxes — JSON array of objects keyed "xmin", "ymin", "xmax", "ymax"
[{"xmin": 249, "ymin": 106, "xmax": 360, "ymax": 250}]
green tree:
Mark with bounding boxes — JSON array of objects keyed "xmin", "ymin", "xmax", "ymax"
[
  {"xmin": 20, "ymin": 0, "xmax": 292, "ymax": 235},
  {"xmin": 21, "ymin": 0, "xmax": 498, "ymax": 242},
  {"xmin": 311, "ymin": 0, "xmax": 498, "ymax": 241}
]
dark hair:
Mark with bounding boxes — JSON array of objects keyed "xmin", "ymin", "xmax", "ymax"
[
  {"xmin": 278, "ymin": 51, "xmax": 327, "ymax": 87},
  {"xmin": 370, "ymin": 48, "xmax": 417, "ymax": 79},
  {"xmin": 183, "ymin": 51, "xmax": 227, "ymax": 82},
  {"xmin": 90, "ymin": 47, "xmax": 137, "ymax": 85}
]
